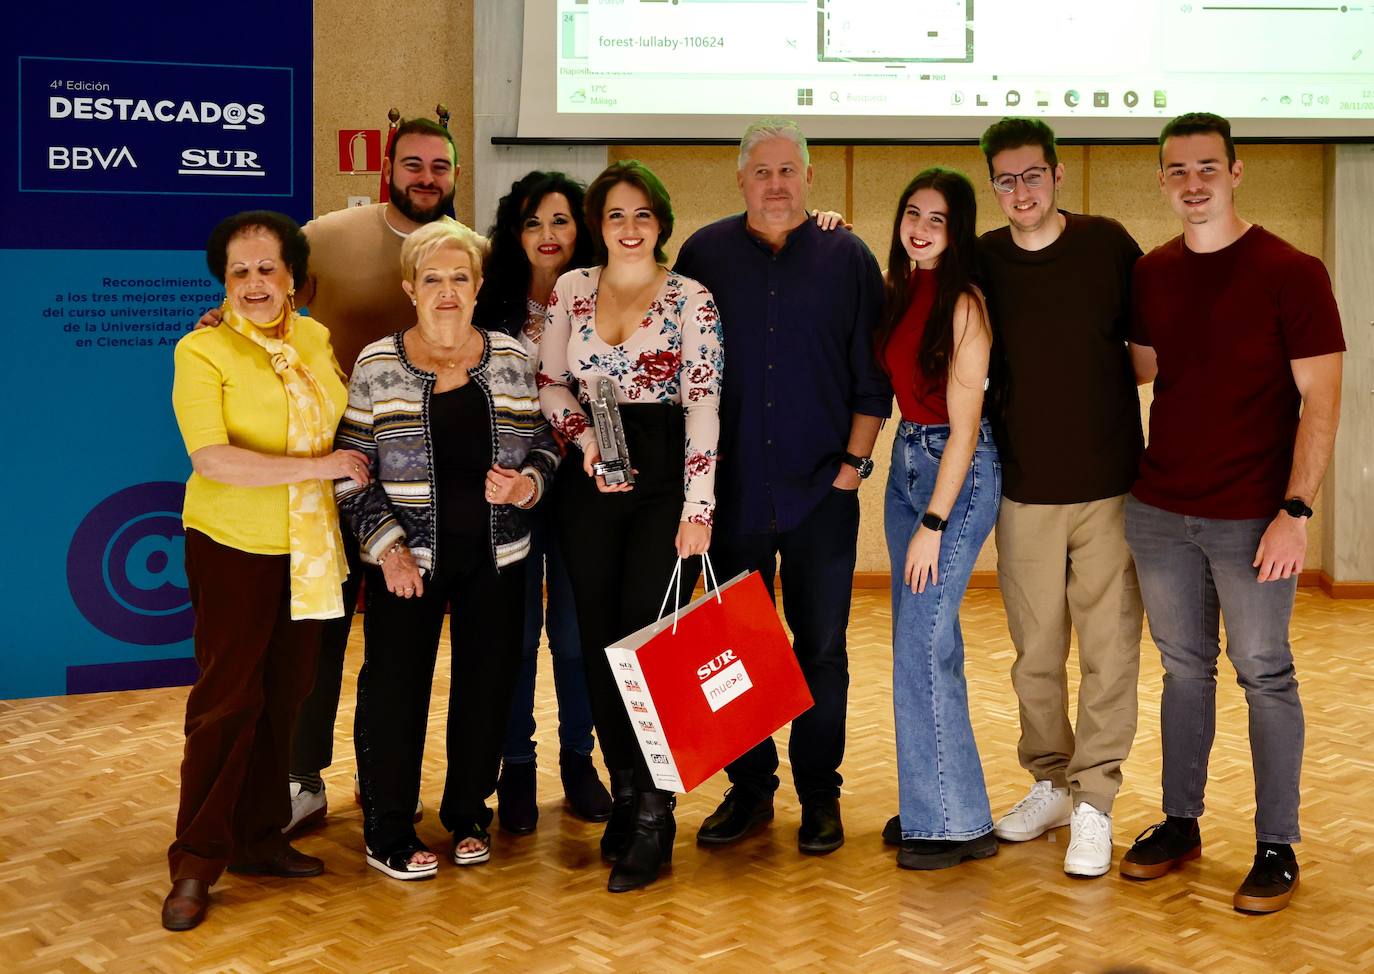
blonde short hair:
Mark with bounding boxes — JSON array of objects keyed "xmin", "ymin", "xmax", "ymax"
[{"xmin": 399, "ymin": 218, "xmax": 486, "ymax": 283}]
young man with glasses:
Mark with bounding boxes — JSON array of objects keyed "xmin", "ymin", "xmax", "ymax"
[
  {"xmin": 975, "ymin": 118, "xmax": 1145, "ymax": 878},
  {"xmin": 1122, "ymin": 113, "xmax": 1343, "ymax": 913}
]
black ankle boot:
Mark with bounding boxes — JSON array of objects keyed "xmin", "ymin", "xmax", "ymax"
[
  {"xmin": 607, "ymin": 790, "xmax": 676, "ymax": 893},
  {"xmin": 600, "ymin": 769, "xmax": 637, "ymax": 861},
  {"xmin": 496, "ymin": 760, "xmax": 538, "ymax": 835},
  {"xmin": 561, "ymin": 749, "xmax": 612, "ymax": 822}
]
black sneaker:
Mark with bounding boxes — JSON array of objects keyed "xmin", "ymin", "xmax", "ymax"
[
  {"xmin": 897, "ymin": 833, "xmax": 997, "ymax": 870},
  {"xmin": 882, "ymin": 814, "xmax": 901, "ymax": 846},
  {"xmin": 1120, "ymin": 820, "xmax": 1201, "ymax": 880},
  {"xmin": 696, "ymin": 787, "xmax": 774, "ymax": 846},
  {"xmin": 1234, "ymin": 849, "xmax": 1299, "ymax": 913}
]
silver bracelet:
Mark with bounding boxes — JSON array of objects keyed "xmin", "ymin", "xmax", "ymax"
[
  {"xmin": 380, "ymin": 540, "xmax": 407, "ymax": 565},
  {"xmin": 514, "ymin": 476, "xmax": 538, "ymax": 509}
]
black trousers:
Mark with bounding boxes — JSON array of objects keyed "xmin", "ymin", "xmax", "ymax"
[
  {"xmin": 711, "ymin": 487, "xmax": 860, "ymax": 802},
  {"xmin": 557, "ymin": 404, "xmax": 700, "ymax": 792},
  {"xmin": 353, "ymin": 535, "xmax": 523, "ymax": 858},
  {"xmin": 289, "ymin": 529, "xmax": 361, "ymax": 777}
]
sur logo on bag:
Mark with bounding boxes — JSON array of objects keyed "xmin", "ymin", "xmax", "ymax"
[{"xmin": 696, "ymin": 648, "xmax": 753, "ymax": 713}]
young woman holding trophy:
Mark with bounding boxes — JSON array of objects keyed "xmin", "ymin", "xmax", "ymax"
[{"xmin": 537, "ymin": 160, "xmax": 723, "ymax": 893}]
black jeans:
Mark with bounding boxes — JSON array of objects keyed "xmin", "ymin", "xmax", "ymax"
[
  {"xmin": 289, "ymin": 528, "xmax": 361, "ymax": 778},
  {"xmin": 712, "ymin": 487, "xmax": 860, "ymax": 802},
  {"xmin": 557, "ymin": 404, "xmax": 699, "ymax": 793},
  {"xmin": 354, "ymin": 535, "xmax": 523, "ymax": 858}
]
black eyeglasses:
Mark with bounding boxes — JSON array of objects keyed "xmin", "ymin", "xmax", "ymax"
[{"xmin": 991, "ymin": 166, "xmax": 1050, "ymax": 194}]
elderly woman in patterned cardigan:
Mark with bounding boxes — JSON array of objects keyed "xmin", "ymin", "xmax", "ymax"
[{"xmin": 336, "ymin": 219, "xmax": 559, "ymax": 880}]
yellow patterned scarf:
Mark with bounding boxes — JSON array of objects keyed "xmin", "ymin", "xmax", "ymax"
[{"xmin": 222, "ymin": 303, "xmax": 348, "ymax": 620}]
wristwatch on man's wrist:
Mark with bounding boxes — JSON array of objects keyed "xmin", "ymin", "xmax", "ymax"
[
  {"xmin": 842, "ymin": 452, "xmax": 874, "ymax": 479},
  {"xmin": 921, "ymin": 512, "xmax": 949, "ymax": 533},
  {"xmin": 1280, "ymin": 497, "xmax": 1313, "ymax": 520}
]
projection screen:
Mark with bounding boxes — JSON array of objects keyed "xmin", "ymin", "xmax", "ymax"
[{"xmin": 516, "ymin": 0, "xmax": 1374, "ymax": 141}]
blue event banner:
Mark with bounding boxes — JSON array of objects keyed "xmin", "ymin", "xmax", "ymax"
[
  {"xmin": 19, "ymin": 56, "xmax": 295, "ymax": 198},
  {"xmin": 2, "ymin": 8, "xmax": 312, "ymax": 699}
]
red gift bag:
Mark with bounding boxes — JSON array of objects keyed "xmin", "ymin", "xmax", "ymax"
[{"xmin": 604, "ymin": 559, "xmax": 814, "ymax": 793}]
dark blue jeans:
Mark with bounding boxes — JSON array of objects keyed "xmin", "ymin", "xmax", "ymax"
[
  {"xmin": 711, "ymin": 486, "xmax": 861, "ymax": 802},
  {"xmin": 501, "ymin": 503, "xmax": 596, "ymax": 764},
  {"xmin": 1125, "ymin": 496, "xmax": 1303, "ymax": 843}
]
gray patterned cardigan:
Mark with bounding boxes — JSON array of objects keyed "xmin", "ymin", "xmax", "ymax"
[{"xmin": 335, "ymin": 329, "xmax": 560, "ymax": 571}]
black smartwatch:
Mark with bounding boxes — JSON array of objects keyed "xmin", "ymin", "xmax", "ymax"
[
  {"xmin": 1280, "ymin": 497, "xmax": 1313, "ymax": 520},
  {"xmin": 921, "ymin": 512, "xmax": 949, "ymax": 533},
  {"xmin": 842, "ymin": 452, "xmax": 874, "ymax": 479}
]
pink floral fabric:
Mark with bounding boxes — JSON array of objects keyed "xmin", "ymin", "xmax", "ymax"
[{"xmin": 537, "ymin": 266, "xmax": 723, "ymax": 525}]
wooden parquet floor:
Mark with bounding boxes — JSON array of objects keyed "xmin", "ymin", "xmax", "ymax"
[{"xmin": 3, "ymin": 590, "xmax": 1373, "ymax": 974}]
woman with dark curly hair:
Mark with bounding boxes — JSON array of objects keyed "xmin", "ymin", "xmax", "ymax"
[
  {"xmin": 164, "ymin": 210, "xmax": 365, "ymax": 930},
  {"xmin": 538, "ymin": 160, "xmax": 723, "ymax": 892},
  {"xmin": 472, "ymin": 172, "xmax": 612, "ymax": 833}
]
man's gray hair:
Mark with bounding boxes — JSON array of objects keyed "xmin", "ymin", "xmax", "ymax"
[{"xmin": 737, "ymin": 119, "xmax": 810, "ymax": 170}]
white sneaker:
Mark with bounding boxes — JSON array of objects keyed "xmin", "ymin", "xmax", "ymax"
[
  {"xmin": 354, "ymin": 772, "xmax": 424, "ymax": 823},
  {"xmin": 993, "ymin": 780, "xmax": 1072, "ymax": 841},
  {"xmin": 1063, "ymin": 802, "xmax": 1113, "ymax": 877},
  {"xmin": 283, "ymin": 780, "xmax": 327, "ymax": 834}
]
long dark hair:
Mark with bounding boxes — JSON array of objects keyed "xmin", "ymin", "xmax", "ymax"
[
  {"xmin": 584, "ymin": 160, "xmax": 675, "ymax": 264},
  {"xmin": 875, "ymin": 168, "xmax": 980, "ymax": 381},
  {"xmin": 473, "ymin": 171, "xmax": 594, "ymax": 335}
]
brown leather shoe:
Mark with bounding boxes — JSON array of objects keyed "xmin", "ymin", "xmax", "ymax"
[
  {"xmin": 227, "ymin": 845, "xmax": 324, "ymax": 878},
  {"xmin": 161, "ymin": 878, "xmax": 210, "ymax": 931}
]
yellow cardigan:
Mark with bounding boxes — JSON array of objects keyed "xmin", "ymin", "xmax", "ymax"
[{"xmin": 172, "ymin": 316, "xmax": 347, "ymax": 555}]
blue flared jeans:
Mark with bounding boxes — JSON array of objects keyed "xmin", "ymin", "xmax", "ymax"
[{"xmin": 886, "ymin": 420, "xmax": 1000, "ymax": 840}]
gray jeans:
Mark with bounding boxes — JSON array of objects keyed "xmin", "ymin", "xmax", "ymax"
[{"xmin": 1124, "ymin": 496, "xmax": 1303, "ymax": 844}]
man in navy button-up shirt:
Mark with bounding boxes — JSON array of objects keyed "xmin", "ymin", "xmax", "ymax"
[{"xmin": 675, "ymin": 120, "xmax": 890, "ymax": 855}]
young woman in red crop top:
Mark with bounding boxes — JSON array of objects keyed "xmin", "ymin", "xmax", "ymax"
[{"xmin": 874, "ymin": 168, "xmax": 1001, "ymax": 872}]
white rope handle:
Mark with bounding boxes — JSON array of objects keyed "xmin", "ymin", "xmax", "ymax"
[{"xmin": 656, "ymin": 553, "xmax": 721, "ymax": 635}]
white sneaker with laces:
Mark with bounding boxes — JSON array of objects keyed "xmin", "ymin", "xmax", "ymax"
[
  {"xmin": 1063, "ymin": 801, "xmax": 1113, "ymax": 877},
  {"xmin": 283, "ymin": 780, "xmax": 327, "ymax": 833},
  {"xmin": 993, "ymin": 780, "xmax": 1072, "ymax": 841}
]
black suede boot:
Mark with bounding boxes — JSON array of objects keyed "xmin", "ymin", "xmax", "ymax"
[
  {"xmin": 607, "ymin": 790, "xmax": 676, "ymax": 893},
  {"xmin": 600, "ymin": 769, "xmax": 637, "ymax": 861},
  {"xmin": 496, "ymin": 760, "xmax": 538, "ymax": 835},
  {"xmin": 561, "ymin": 749, "xmax": 612, "ymax": 822}
]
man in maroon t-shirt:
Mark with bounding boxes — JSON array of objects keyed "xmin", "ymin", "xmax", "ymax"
[{"xmin": 1122, "ymin": 113, "xmax": 1344, "ymax": 914}]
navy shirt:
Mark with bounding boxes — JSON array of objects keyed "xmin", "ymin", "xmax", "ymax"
[{"xmin": 675, "ymin": 214, "xmax": 890, "ymax": 534}]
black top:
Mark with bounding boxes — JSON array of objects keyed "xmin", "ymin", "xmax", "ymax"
[
  {"xmin": 431, "ymin": 381, "xmax": 492, "ymax": 537},
  {"xmin": 674, "ymin": 214, "xmax": 890, "ymax": 534},
  {"xmin": 977, "ymin": 212, "xmax": 1144, "ymax": 505}
]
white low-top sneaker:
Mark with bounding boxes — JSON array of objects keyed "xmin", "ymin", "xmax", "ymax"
[
  {"xmin": 1063, "ymin": 801, "xmax": 1113, "ymax": 877},
  {"xmin": 993, "ymin": 779, "xmax": 1072, "ymax": 841},
  {"xmin": 283, "ymin": 780, "xmax": 327, "ymax": 834}
]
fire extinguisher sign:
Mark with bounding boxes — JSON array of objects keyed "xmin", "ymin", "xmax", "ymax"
[{"xmin": 337, "ymin": 129, "xmax": 381, "ymax": 174}]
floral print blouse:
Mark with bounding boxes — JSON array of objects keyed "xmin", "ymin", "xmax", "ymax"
[{"xmin": 537, "ymin": 266, "xmax": 724, "ymax": 525}]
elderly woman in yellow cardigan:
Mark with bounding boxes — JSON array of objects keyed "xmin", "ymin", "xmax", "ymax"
[{"xmin": 163, "ymin": 210, "xmax": 367, "ymax": 932}]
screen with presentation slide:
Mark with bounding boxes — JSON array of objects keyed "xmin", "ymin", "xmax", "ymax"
[{"xmin": 517, "ymin": 0, "xmax": 1374, "ymax": 140}]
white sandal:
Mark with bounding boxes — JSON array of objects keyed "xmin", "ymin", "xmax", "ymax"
[
  {"xmin": 366, "ymin": 844, "xmax": 439, "ymax": 881},
  {"xmin": 452, "ymin": 825, "xmax": 492, "ymax": 866}
]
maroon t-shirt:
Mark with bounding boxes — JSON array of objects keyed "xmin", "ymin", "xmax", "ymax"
[{"xmin": 1130, "ymin": 226, "xmax": 1345, "ymax": 519}]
